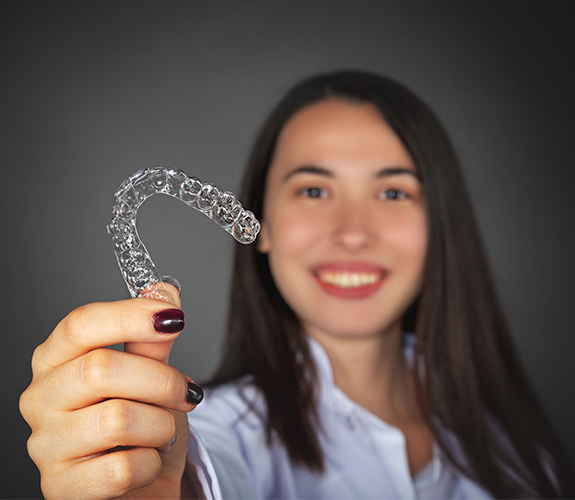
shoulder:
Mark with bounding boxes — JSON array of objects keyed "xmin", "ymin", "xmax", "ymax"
[{"xmin": 190, "ymin": 377, "xmax": 267, "ymax": 433}]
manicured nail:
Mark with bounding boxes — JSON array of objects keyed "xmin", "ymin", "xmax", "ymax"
[
  {"xmin": 171, "ymin": 434, "xmax": 177, "ymax": 446},
  {"xmin": 187, "ymin": 382, "xmax": 204, "ymax": 405},
  {"xmin": 152, "ymin": 309, "xmax": 185, "ymax": 333},
  {"xmin": 162, "ymin": 275, "xmax": 181, "ymax": 295}
]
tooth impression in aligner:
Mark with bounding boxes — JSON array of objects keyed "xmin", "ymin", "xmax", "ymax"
[{"xmin": 108, "ymin": 166, "xmax": 261, "ymax": 298}]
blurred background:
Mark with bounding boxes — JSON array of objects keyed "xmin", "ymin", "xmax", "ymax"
[{"xmin": 2, "ymin": 1, "xmax": 574, "ymax": 497}]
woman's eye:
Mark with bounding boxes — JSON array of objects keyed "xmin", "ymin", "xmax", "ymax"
[
  {"xmin": 378, "ymin": 188, "xmax": 407, "ymax": 200},
  {"xmin": 299, "ymin": 187, "xmax": 327, "ymax": 198}
]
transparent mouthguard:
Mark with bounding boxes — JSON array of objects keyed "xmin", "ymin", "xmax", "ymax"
[{"xmin": 108, "ymin": 166, "xmax": 261, "ymax": 298}]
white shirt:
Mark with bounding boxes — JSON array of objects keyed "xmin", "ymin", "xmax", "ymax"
[{"xmin": 186, "ymin": 336, "xmax": 492, "ymax": 499}]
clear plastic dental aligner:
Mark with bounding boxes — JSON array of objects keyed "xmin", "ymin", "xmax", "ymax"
[{"xmin": 108, "ymin": 166, "xmax": 261, "ymax": 298}]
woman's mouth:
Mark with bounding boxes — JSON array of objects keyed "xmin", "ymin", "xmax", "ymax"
[{"xmin": 312, "ymin": 263, "xmax": 387, "ymax": 299}]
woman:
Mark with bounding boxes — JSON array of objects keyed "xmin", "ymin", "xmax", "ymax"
[{"xmin": 20, "ymin": 71, "xmax": 574, "ymax": 499}]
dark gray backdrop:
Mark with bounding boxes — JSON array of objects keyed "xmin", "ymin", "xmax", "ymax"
[{"xmin": 2, "ymin": 1, "xmax": 574, "ymax": 498}]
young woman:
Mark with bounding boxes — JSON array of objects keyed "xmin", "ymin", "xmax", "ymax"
[{"xmin": 20, "ymin": 71, "xmax": 574, "ymax": 499}]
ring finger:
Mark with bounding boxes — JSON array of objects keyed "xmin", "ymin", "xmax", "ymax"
[{"xmin": 33, "ymin": 399, "xmax": 177, "ymax": 467}]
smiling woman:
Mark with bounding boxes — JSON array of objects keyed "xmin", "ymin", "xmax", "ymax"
[
  {"xmin": 201, "ymin": 71, "xmax": 575, "ymax": 499},
  {"xmin": 20, "ymin": 70, "xmax": 575, "ymax": 500}
]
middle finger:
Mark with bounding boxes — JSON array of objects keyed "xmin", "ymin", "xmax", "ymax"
[{"xmin": 41, "ymin": 348, "xmax": 196, "ymax": 413}]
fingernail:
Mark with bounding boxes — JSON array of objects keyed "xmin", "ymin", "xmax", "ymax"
[
  {"xmin": 152, "ymin": 309, "xmax": 185, "ymax": 333},
  {"xmin": 171, "ymin": 434, "xmax": 177, "ymax": 446},
  {"xmin": 187, "ymin": 382, "xmax": 204, "ymax": 405},
  {"xmin": 162, "ymin": 275, "xmax": 181, "ymax": 295}
]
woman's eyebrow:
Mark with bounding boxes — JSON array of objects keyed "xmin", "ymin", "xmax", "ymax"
[
  {"xmin": 375, "ymin": 167, "xmax": 420, "ymax": 180},
  {"xmin": 282, "ymin": 165, "xmax": 333, "ymax": 182},
  {"xmin": 282, "ymin": 165, "xmax": 420, "ymax": 182}
]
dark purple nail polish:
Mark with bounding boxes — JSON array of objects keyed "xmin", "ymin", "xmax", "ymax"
[
  {"xmin": 152, "ymin": 309, "xmax": 185, "ymax": 333},
  {"xmin": 187, "ymin": 382, "xmax": 204, "ymax": 405}
]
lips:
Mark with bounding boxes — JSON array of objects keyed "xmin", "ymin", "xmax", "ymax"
[{"xmin": 311, "ymin": 262, "xmax": 388, "ymax": 299}]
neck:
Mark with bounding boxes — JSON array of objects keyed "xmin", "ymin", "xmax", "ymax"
[{"xmin": 306, "ymin": 321, "xmax": 419, "ymax": 423}]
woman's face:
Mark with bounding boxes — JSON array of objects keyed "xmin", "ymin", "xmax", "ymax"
[{"xmin": 258, "ymin": 99, "xmax": 427, "ymax": 341}]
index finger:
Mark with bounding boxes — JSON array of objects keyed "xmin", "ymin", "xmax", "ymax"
[{"xmin": 32, "ymin": 297, "xmax": 185, "ymax": 373}]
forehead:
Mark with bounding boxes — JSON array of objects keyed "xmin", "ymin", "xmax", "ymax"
[{"xmin": 271, "ymin": 99, "xmax": 414, "ymax": 169}]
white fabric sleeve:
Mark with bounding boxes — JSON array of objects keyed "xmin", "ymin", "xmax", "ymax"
[
  {"xmin": 186, "ymin": 414, "xmax": 257, "ymax": 500},
  {"xmin": 186, "ymin": 423, "xmax": 222, "ymax": 500}
]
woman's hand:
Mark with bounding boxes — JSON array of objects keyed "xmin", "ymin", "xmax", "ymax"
[{"xmin": 19, "ymin": 285, "xmax": 201, "ymax": 499}]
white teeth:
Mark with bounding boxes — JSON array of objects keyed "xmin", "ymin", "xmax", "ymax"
[{"xmin": 318, "ymin": 271, "xmax": 381, "ymax": 288}]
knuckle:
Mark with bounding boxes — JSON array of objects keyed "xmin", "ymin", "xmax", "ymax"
[
  {"xmin": 79, "ymin": 349, "xmax": 118, "ymax": 391},
  {"xmin": 97, "ymin": 399, "xmax": 132, "ymax": 444},
  {"xmin": 19, "ymin": 381, "xmax": 43, "ymax": 429},
  {"xmin": 62, "ymin": 305, "xmax": 90, "ymax": 347},
  {"xmin": 103, "ymin": 451, "xmax": 137, "ymax": 493},
  {"xmin": 26, "ymin": 428, "xmax": 51, "ymax": 470},
  {"xmin": 19, "ymin": 387, "xmax": 33, "ymax": 422},
  {"xmin": 103, "ymin": 449, "xmax": 161, "ymax": 494},
  {"xmin": 26, "ymin": 432, "xmax": 42, "ymax": 463},
  {"xmin": 30, "ymin": 343, "xmax": 44, "ymax": 374}
]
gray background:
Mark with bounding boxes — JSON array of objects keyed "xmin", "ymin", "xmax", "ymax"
[{"xmin": 2, "ymin": 1, "xmax": 574, "ymax": 498}]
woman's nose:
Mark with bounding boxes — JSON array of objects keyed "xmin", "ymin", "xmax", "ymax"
[{"xmin": 331, "ymin": 202, "xmax": 376, "ymax": 251}]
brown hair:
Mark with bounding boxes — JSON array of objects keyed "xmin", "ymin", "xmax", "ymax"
[{"xmin": 207, "ymin": 70, "xmax": 574, "ymax": 498}]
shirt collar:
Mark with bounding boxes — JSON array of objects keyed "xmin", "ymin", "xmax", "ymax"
[{"xmin": 306, "ymin": 333, "xmax": 444, "ymax": 485}]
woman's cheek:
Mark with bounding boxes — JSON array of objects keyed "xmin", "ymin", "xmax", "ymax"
[
  {"xmin": 384, "ymin": 209, "xmax": 428, "ymax": 265},
  {"xmin": 272, "ymin": 207, "xmax": 327, "ymax": 254}
]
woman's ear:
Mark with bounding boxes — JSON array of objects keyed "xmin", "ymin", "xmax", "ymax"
[{"xmin": 257, "ymin": 222, "xmax": 271, "ymax": 253}]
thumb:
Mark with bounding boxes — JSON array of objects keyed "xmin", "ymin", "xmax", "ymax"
[{"xmin": 124, "ymin": 277, "xmax": 183, "ymax": 364}]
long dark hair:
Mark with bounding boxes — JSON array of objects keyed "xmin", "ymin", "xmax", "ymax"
[{"xmin": 207, "ymin": 71, "xmax": 574, "ymax": 498}]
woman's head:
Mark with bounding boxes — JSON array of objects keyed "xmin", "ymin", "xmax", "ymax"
[
  {"xmin": 257, "ymin": 98, "xmax": 427, "ymax": 341},
  {"xmin": 237, "ymin": 70, "xmax": 471, "ymax": 335}
]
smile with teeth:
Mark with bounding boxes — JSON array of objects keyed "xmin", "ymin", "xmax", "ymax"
[{"xmin": 317, "ymin": 270, "xmax": 382, "ymax": 289}]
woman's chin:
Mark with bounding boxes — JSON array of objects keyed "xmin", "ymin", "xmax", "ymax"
[{"xmin": 303, "ymin": 317, "xmax": 403, "ymax": 342}]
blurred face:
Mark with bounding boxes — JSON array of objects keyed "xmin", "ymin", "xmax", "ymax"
[{"xmin": 258, "ymin": 99, "xmax": 427, "ymax": 341}]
